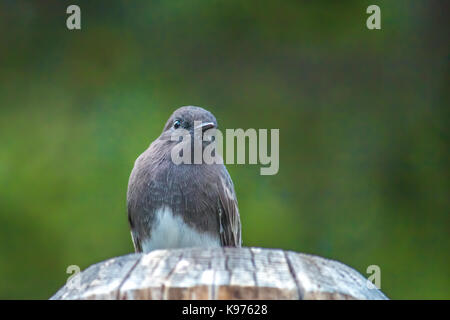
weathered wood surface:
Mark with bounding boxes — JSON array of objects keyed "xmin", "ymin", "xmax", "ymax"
[{"xmin": 51, "ymin": 247, "xmax": 388, "ymax": 300}]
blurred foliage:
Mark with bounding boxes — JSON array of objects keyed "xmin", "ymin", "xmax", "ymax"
[{"xmin": 0, "ymin": 0, "xmax": 448, "ymax": 299}]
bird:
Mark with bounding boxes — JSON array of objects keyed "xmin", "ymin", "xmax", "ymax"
[{"xmin": 127, "ymin": 106, "xmax": 241, "ymax": 253}]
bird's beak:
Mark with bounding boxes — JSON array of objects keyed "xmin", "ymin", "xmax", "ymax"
[{"xmin": 195, "ymin": 122, "xmax": 215, "ymax": 132}]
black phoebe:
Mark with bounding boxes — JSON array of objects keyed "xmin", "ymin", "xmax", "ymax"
[{"xmin": 127, "ymin": 106, "xmax": 242, "ymax": 252}]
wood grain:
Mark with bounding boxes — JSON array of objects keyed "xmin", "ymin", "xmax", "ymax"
[{"xmin": 50, "ymin": 247, "xmax": 388, "ymax": 300}]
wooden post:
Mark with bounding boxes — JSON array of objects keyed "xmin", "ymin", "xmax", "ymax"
[{"xmin": 51, "ymin": 247, "xmax": 388, "ymax": 300}]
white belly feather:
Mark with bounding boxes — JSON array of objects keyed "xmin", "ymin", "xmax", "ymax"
[{"xmin": 139, "ymin": 206, "xmax": 221, "ymax": 253}]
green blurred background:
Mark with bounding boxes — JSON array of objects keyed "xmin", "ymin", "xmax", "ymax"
[{"xmin": 0, "ymin": 0, "xmax": 448, "ymax": 299}]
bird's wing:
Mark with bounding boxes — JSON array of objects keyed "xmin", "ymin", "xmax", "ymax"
[
  {"xmin": 130, "ymin": 230, "xmax": 143, "ymax": 253},
  {"xmin": 128, "ymin": 210, "xmax": 143, "ymax": 253},
  {"xmin": 217, "ymin": 172, "xmax": 242, "ymax": 247}
]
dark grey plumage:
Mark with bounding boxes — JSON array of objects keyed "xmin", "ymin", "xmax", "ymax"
[{"xmin": 127, "ymin": 106, "xmax": 241, "ymax": 253}]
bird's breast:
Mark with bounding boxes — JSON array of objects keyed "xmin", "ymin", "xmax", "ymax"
[{"xmin": 141, "ymin": 206, "xmax": 221, "ymax": 253}]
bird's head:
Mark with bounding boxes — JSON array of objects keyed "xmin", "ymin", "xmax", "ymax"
[
  {"xmin": 155, "ymin": 106, "xmax": 221, "ymax": 165},
  {"xmin": 161, "ymin": 106, "xmax": 218, "ymax": 143}
]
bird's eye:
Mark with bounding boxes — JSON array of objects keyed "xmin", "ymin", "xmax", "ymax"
[{"xmin": 173, "ymin": 120, "xmax": 181, "ymax": 129}]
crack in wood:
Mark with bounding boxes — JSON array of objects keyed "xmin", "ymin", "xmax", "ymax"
[
  {"xmin": 161, "ymin": 251, "xmax": 184, "ymax": 299},
  {"xmin": 249, "ymin": 247, "xmax": 259, "ymax": 299},
  {"xmin": 115, "ymin": 256, "xmax": 142, "ymax": 299},
  {"xmin": 284, "ymin": 251, "xmax": 305, "ymax": 300}
]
